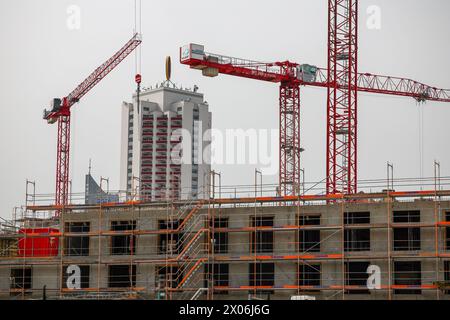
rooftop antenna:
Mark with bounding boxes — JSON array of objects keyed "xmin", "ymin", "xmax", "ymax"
[
  {"xmin": 88, "ymin": 158, "xmax": 92, "ymax": 175},
  {"xmin": 163, "ymin": 56, "xmax": 177, "ymax": 88},
  {"xmin": 166, "ymin": 56, "xmax": 171, "ymax": 81}
]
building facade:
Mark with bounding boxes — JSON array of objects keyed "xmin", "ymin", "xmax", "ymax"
[
  {"xmin": 120, "ymin": 83, "xmax": 211, "ymax": 201},
  {"xmin": 1, "ymin": 193, "xmax": 450, "ymax": 300}
]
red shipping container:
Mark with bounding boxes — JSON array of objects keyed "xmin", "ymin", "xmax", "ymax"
[{"xmin": 18, "ymin": 228, "xmax": 59, "ymax": 257}]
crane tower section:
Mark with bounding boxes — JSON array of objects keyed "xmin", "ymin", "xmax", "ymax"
[{"xmin": 326, "ymin": 0, "xmax": 359, "ymax": 195}]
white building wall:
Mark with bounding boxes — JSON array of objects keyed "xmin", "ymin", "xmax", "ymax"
[
  {"xmin": 197, "ymin": 103, "xmax": 212, "ymax": 199},
  {"xmin": 119, "ymin": 102, "xmax": 132, "ymax": 193}
]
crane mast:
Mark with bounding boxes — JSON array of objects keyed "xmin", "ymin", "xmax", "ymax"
[
  {"xmin": 43, "ymin": 33, "xmax": 142, "ymax": 210},
  {"xmin": 327, "ymin": 0, "xmax": 359, "ymax": 195},
  {"xmin": 279, "ymin": 75, "xmax": 302, "ymax": 195}
]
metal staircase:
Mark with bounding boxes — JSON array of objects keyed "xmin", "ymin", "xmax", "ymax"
[
  {"xmin": 190, "ymin": 288, "xmax": 208, "ymax": 300},
  {"xmin": 164, "ymin": 201, "xmax": 209, "ymax": 300}
]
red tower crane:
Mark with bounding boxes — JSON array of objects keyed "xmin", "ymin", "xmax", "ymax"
[
  {"xmin": 43, "ymin": 33, "xmax": 142, "ymax": 209},
  {"xmin": 179, "ymin": 43, "xmax": 450, "ymax": 196}
]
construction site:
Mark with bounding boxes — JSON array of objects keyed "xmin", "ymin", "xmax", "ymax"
[
  {"xmin": 1, "ymin": 0, "xmax": 450, "ymax": 301},
  {"xmin": 2, "ymin": 180, "xmax": 450, "ymax": 300}
]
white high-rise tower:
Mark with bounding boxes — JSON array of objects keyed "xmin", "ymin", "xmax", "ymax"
[{"xmin": 120, "ymin": 82, "xmax": 211, "ymax": 201}]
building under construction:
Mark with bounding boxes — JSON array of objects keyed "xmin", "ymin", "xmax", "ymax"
[
  {"xmin": 2, "ymin": 177, "xmax": 450, "ymax": 300},
  {"xmin": 2, "ymin": 0, "xmax": 449, "ymax": 302}
]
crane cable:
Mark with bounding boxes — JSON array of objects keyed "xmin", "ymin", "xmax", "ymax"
[
  {"xmin": 134, "ymin": 0, "xmax": 141, "ymax": 77},
  {"xmin": 134, "ymin": 0, "xmax": 142, "ymax": 106}
]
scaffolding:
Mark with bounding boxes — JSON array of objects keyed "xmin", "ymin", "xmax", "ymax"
[{"xmin": 1, "ymin": 176, "xmax": 450, "ymax": 300}]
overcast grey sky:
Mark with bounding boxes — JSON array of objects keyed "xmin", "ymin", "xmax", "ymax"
[{"xmin": 0, "ymin": 0, "xmax": 449, "ymax": 218}]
